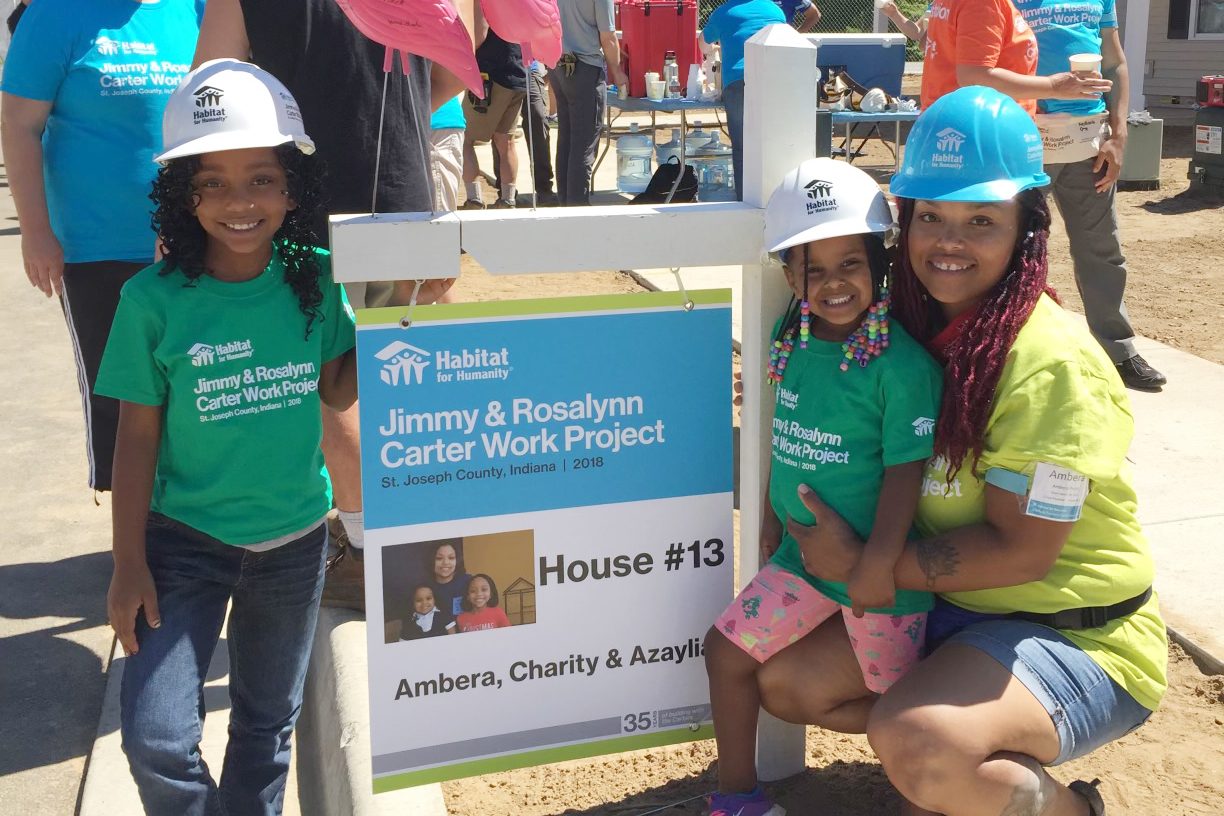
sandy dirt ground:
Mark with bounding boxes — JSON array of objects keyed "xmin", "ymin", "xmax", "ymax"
[{"xmin": 437, "ymin": 128, "xmax": 1224, "ymax": 814}]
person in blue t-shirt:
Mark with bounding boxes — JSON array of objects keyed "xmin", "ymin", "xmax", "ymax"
[
  {"xmin": 773, "ymin": 0, "xmax": 821, "ymax": 31},
  {"xmin": 701, "ymin": 0, "xmax": 786, "ymax": 201},
  {"xmin": 1, "ymin": 0, "xmax": 203, "ymax": 492},
  {"xmin": 1013, "ymin": 0, "xmax": 1167, "ymax": 392}
]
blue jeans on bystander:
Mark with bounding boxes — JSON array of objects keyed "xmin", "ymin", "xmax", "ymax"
[{"xmin": 119, "ymin": 513, "xmax": 328, "ymax": 816}]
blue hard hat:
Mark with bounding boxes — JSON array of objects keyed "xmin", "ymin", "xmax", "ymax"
[{"xmin": 891, "ymin": 86, "xmax": 1050, "ymax": 202}]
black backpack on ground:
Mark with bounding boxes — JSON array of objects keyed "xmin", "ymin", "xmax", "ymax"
[{"xmin": 630, "ymin": 156, "xmax": 698, "ymax": 204}]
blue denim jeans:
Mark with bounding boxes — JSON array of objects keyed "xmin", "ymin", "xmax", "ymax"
[
  {"xmin": 928, "ymin": 599, "xmax": 1152, "ymax": 765},
  {"xmin": 120, "ymin": 514, "xmax": 327, "ymax": 816}
]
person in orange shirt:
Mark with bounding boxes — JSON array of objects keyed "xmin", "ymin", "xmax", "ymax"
[{"xmin": 920, "ymin": 0, "xmax": 1110, "ymax": 113}]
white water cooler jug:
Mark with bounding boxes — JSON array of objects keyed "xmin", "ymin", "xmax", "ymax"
[{"xmin": 616, "ymin": 123, "xmax": 654, "ymax": 193}]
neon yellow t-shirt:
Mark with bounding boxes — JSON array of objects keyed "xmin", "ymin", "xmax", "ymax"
[{"xmin": 915, "ymin": 294, "xmax": 1167, "ymax": 711}]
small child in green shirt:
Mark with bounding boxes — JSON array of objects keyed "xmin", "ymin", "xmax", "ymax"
[{"xmin": 702, "ymin": 158, "xmax": 943, "ymax": 816}]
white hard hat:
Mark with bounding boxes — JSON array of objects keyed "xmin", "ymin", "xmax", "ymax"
[
  {"xmin": 860, "ymin": 87, "xmax": 889, "ymax": 113},
  {"xmin": 155, "ymin": 59, "xmax": 315, "ymax": 164},
  {"xmin": 763, "ymin": 158, "xmax": 894, "ymax": 255}
]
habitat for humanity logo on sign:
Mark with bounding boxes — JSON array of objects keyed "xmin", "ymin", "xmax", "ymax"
[
  {"xmin": 187, "ymin": 339, "xmax": 253, "ymax": 367},
  {"xmin": 931, "ymin": 127, "xmax": 966, "ymax": 169},
  {"xmin": 374, "ymin": 340, "xmax": 512, "ymax": 386}
]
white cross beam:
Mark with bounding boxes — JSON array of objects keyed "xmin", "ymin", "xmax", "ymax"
[{"xmin": 330, "ymin": 23, "xmax": 820, "ymax": 782}]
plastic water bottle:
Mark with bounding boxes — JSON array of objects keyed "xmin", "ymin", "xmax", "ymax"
[
  {"xmin": 663, "ymin": 51, "xmax": 681, "ymax": 99},
  {"xmin": 695, "ymin": 132, "xmax": 735, "ymax": 201},
  {"xmin": 656, "ymin": 128, "xmax": 682, "ymax": 166},
  {"xmin": 684, "ymin": 121, "xmax": 708, "ymax": 157},
  {"xmin": 690, "ymin": 132, "xmax": 735, "ymax": 201},
  {"xmin": 616, "ymin": 123, "xmax": 654, "ymax": 193}
]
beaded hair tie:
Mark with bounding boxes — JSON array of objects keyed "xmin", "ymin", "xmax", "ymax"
[
  {"xmin": 839, "ymin": 286, "xmax": 891, "ymax": 372},
  {"xmin": 767, "ymin": 287, "xmax": 892, "ymax": 383}
]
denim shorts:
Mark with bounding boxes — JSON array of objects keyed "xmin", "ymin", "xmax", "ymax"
[{"xmin": 928, "ymin": 600, "xmax": 1153, "ymax": 765}]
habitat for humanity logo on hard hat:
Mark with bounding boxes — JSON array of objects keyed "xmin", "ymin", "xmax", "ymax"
[
  {"xmin": 931, "ymin": 127, "xmax": 967, "ymax": 169},
  {"xmin": 803, "ymin": 179, "xmax": 837, "ymax": 214},
  {"xmin": 193, "ymin": 85, "xmax": 226, "ymax": 124}
]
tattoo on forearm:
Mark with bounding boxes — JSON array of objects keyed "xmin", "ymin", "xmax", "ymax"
[{"xmin": 916, "ymin": 537, "xmax": 960, "ymax": 589}]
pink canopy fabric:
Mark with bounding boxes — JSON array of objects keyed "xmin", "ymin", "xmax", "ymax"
[
  {"xmin": 479, "ymin": 0, "xmax": 563, "ymax": 68},
  {"xmin": 336, "ymin": 0, "xmax": 485, "ymax": 96}
]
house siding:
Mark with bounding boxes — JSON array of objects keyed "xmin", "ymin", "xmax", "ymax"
[{"xmin": 1141, "ymin": 0, "xmax": 1222, "ymax": 121}]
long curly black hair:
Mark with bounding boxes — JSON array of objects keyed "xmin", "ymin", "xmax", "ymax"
[{"xmin": 150, "ymin": 143, "xmax": 327, "ymax": 338}]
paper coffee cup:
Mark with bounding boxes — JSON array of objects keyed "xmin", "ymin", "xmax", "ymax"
[
  {"xmin": 645, "ymin": 72, "xmax": 660, "ymax": 83},
  {"xmin": 1069, "ymin": 53, "xmax": 1102, "ymax": 74}
]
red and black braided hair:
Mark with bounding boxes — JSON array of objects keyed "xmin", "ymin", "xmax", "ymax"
[{"xmin": 892, "ymin": 190, "xmax": 1058, "ymax": 478}]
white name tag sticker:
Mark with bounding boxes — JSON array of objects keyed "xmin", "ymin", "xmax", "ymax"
[{"xmin": 1024, "ymin": 462, "xmax": 1089, "ymax": 522}]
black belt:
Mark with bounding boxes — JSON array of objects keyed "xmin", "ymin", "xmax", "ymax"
[{"xmin": 1004, "ymin": 587, "xmax": 1152, "ymax": 630}]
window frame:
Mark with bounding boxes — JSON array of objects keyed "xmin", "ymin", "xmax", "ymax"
[{"xmin": 1190, "ymin": 0, "xmax": 1224, "ymax": 39}]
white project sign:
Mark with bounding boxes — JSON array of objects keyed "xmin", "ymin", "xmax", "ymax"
[{"xmin": 355, "ymin": 291, "xmax": 734, "ymax": 791}]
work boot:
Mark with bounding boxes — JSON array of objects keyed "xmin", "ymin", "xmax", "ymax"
[
  {"xmin": 1115, "ymin": 354, "xmax": 1166, "ymax": 391},
  {"xmin": 459, "ymin": 199, "xmax": 486, "ymax": 210}
]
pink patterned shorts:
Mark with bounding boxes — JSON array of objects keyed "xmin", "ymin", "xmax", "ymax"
[{"xmin": 715, "ymin": 563, "xmax": 927, "ymax": 693}]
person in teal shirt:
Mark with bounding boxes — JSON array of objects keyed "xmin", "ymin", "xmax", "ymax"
[
  {"xmin": 1012, "ymin": 0, "xmax": 1167, "ymax": 391},
  {"xmin": 1, "ymin": 0, "xmax": 203, "ymax": 491},
  {"xmin": 702, "ymin": 159, "xmax": 941, "ymax": 816}
]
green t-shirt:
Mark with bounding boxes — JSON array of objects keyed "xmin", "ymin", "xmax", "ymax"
[
  {"xmin": 769, "ymin": 320, "xmax": 943, "ymax": 615},
  {"xmin": 96, "ymin": 247, "xmax": 356, "ymax": 545},
  {"xmin": 916, "ymin": 294, "xmax": 1167, "ymax": 711}
]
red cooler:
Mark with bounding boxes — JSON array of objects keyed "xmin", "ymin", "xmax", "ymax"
[{"xmin": 618, "ymin": 0, "xmax": 699, "ymax": 98}]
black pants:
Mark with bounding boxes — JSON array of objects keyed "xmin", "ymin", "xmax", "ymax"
[
  {"xmin": 493, "ymin": 68, "xmax": 554, "ymax": 196},
  {"xmin": 60, "ymin": 260, "xmax": 145, "ymax": 490},
  {"xmin": 548, "ymin": 60, "xmax": 606, "ymax": 205}
]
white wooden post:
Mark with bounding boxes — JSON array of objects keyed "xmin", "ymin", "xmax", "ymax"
[
  {"xmin": 742, "ymin": 24, "xmax": 819, "ymax": 782},
  {"xmin": 328, "ymin": 26, "xmax": 823, "ymax": 791},
  {"xmin": 1122, "ymin": 0, "xmax": 1151, "ymax": 113}
]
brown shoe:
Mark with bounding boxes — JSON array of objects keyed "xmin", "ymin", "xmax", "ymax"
[
  {"xmin": 1068, "ymin": 779, "xmax": 1106, "ymax": 816},
  {"xmin": 321, "ymin": 521, "xmax": 365, "ymax": 613}
]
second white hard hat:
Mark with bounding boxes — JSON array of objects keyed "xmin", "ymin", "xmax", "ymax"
[
  {"xmin": 155, "ymin": 58, "xmax": 315, "ymax": 164},
  {"xmin": 763, "ymin": 158, "xmax": 894, "ymax": 256}
]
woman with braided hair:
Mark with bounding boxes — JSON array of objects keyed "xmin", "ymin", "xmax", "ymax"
[{"xmin": 776, "ymin": 87, "xmax": 1166, "ymax": 816}]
